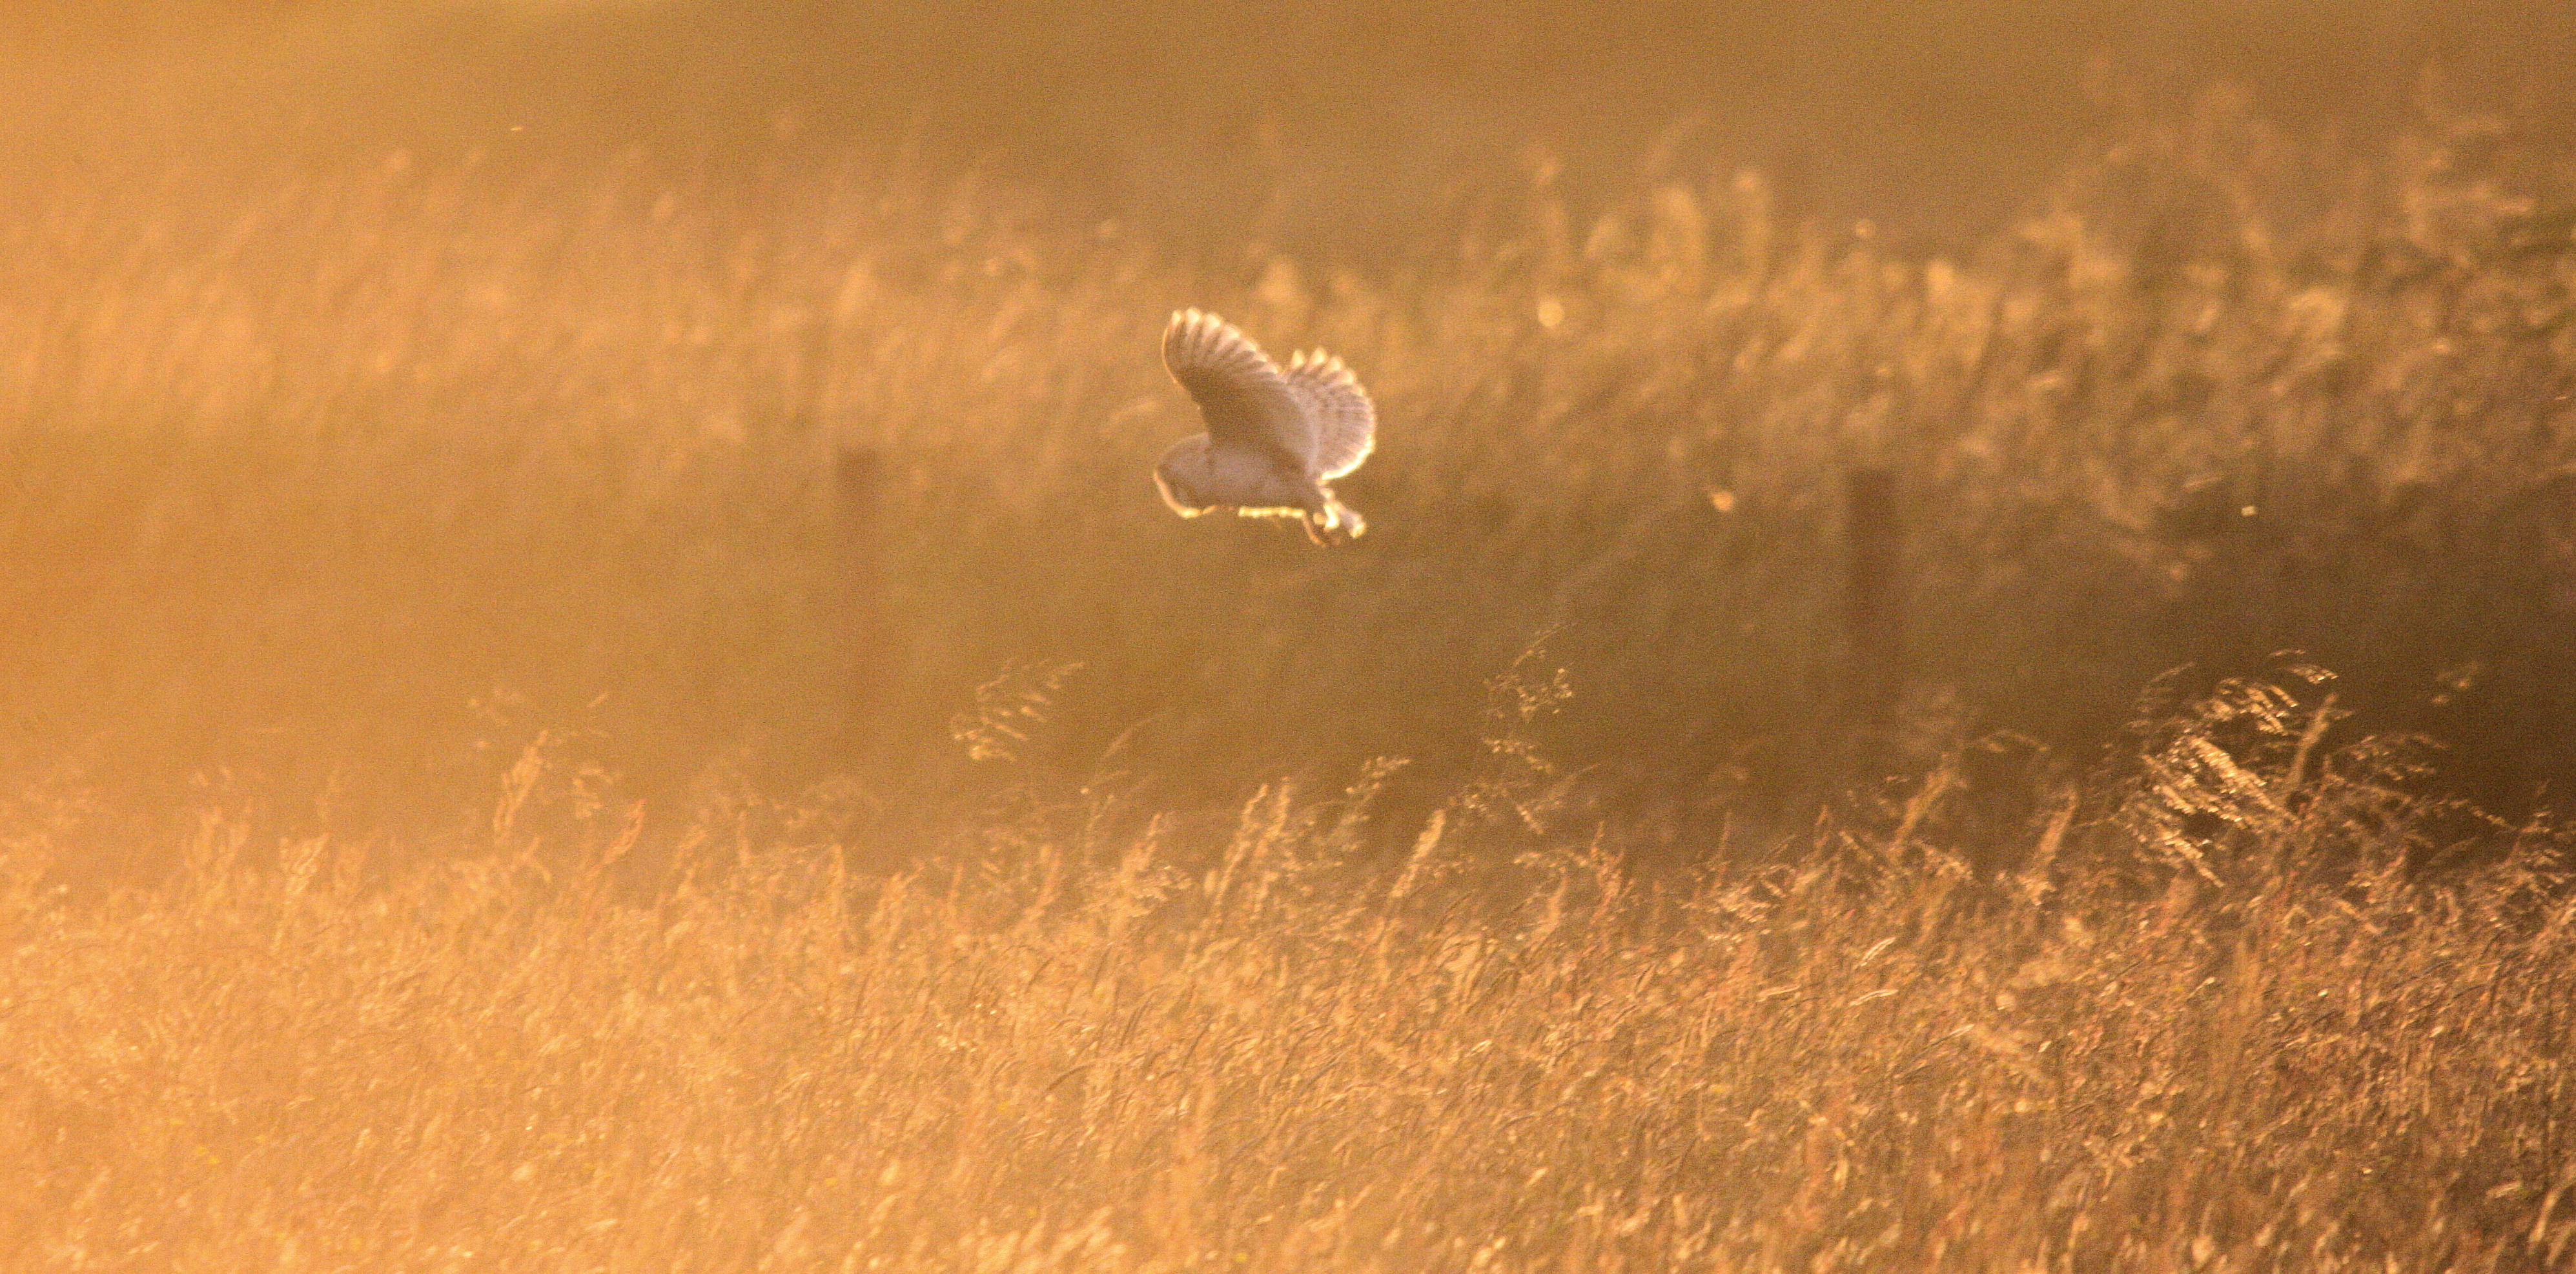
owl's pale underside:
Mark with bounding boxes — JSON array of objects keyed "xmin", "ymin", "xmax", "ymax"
[{"xmin": 1153, "ymin": 308, "xmax": 1376, "ymax": 545}]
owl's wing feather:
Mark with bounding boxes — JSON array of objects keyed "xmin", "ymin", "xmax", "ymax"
[
  {"xmin": 1285, "ymin": 349, "xmax": 1376, "ymax": 480},
  {"xmin": 1162, "ymin": 310, "xmax": 1313, "ymax": 467}
]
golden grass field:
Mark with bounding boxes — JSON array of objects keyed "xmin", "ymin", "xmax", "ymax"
[
  {"xmin": 3, "ymin": 2, "xmax": 2576, "ymax": 1268},
  {"xmin": 5, "ymin": 677, "xmax": 2575, "ymax": 1270},
  {"xmin": 8, "ymin": 97, "xmax": 2575, "ymax": 820}
]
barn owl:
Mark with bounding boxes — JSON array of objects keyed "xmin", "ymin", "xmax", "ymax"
[{"xmin": 1153, "ymin": 308, "xmax": 1376, "ymax": 545}]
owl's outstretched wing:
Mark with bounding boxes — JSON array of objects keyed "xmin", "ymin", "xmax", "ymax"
[
  {"xmin": 1285, "ymin": 349, "xmax": 1375, "ymax": 480},
  {"xmin": 1162, "ymin": 309, "xmax": 1314, "ymax": 468}
]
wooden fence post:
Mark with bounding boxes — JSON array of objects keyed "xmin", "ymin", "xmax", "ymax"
[
  {"xmin": 1843, "ymin": 465, "xmax": 1905, "ymax": 740},
  {"xmin": 833, "ymin": 445, "xmax": 888, "ymax": 749}
]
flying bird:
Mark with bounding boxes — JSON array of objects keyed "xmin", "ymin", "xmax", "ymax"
[{"xmin": 1154, "ymin": 308, "xmax": 1376, "ymax": 545}]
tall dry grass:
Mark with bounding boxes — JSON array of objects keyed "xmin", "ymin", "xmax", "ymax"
[
  {"xmin": 1, "ymin": 674, "xmax": 2570, "ymax": 1271},
  {"xmin": 3, "ymin": 96, "xmax": 2572, "ymax": 835},
  {"xmin": 3, "ymin": 14, "xmax": 2573, "ymax": 1269}
]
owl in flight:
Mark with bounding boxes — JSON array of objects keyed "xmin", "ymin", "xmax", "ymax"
[{"xmin": 1154, "ymin": 308, "xmax": 1376, "ymax": 545}]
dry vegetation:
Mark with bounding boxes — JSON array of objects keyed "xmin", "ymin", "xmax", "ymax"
[
  {"xmin": 4, "ymin": 4, "xmax": 2576, "ymax": 1266},
  {"xmin": 4, "ymin": 676, "xmax": 2574, "ymax": 1270},
  {"xmin": 4, "ymin": 94, "xmax": 2575, "ymax": 829}
]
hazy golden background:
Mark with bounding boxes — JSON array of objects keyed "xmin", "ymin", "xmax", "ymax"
[
  {"xmin": 6, "ymin": 0, "xmax": 2574, "ymax": 832},
  {"xmin": 3, "ymin": 7, "xmax": 2575, "ymax": 1268}
]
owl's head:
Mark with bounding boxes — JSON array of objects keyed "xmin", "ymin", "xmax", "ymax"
[{"xmin": 1153, "ymin": 435, "xmax": 1214, "ymax": 517}]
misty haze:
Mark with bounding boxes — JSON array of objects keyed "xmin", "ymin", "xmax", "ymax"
[{"xmin": 3, "ymin": 2, "xmax": 2574, "ymax": 1269}]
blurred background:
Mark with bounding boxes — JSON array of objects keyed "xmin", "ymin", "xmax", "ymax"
[
  {"xmin": 14, "ymin": 1, "xmax": 2576, "ymax": 254},
  {"xmin": 4, "ymin": 0, "xmax": 2574, "ymax": 867}
]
